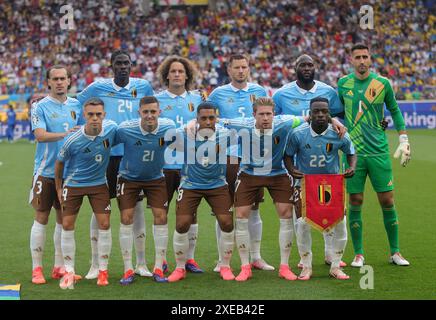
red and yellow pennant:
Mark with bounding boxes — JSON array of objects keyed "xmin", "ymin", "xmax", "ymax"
[{"xmin": 301, "ymin": 174, "xmax": 345, "ymax": 232}]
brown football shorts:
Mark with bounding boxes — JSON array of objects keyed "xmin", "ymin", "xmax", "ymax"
[
  {"xmin": 30, "ymin": 175, "xmax": 61, "ymax": 211},
  {"xmin": 226, "ymin": 156, "xmax": 264, "ymax": 203},
  {"xmin": 234, "ymin": 172, "xmax": 293, "ymax": 207},
  {"xmin": 61, "ymin": 184, "xmax": 111, "ymax": 216},
  {"xmin": 176, "ymin": 185, "xmax": 233, "ymax": 217},
  {"xmin": 117, "ymin": 176, "xmax": 168, "ymax": 210}
]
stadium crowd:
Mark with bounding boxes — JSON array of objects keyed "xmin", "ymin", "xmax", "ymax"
[{"xmin": 0, "ymin": 0, "xmax": 434, "ymax": 99}]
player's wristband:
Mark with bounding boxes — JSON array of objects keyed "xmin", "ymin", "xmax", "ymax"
[{"xmin": 399, "ymin": 134, "xmax": 408, "ymax": 144}]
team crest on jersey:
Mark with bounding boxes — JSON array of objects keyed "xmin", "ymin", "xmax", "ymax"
[
  {"xmin": 274, "ymin": 136, "xmax": 280, "ymax": 145},
  {"xmin": 159, "ymin": 137, "xmax": 165, "ymax": 146},
  {"xmin": 131, "ymin": 87, "xmax": 137, "ymax": 98},
  {"xmin": 70, "ymin": 111, "xmax": 77, "ymax": 120},
  {"xmin": 326, "ymin": 143, "xmax": 333, "ymax": 152},
  {"xmin": 250, "ymin": 94, "xmax": 256, "ymax": 103},
  {"xmin": 164, "ymin": 105, "xmax": 172, "ymax": 111},
  {"xmin": 187, "ymin": 102, "xmax": 194, "ymax": 112},
  {"xmin": 102, "ymin": 139, "xmax": 110, "ymax": 148}
]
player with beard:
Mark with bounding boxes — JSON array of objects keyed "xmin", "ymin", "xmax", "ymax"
[{"xmin": 273, "ymin": 54, "xmax": 346, "ymax": 269}]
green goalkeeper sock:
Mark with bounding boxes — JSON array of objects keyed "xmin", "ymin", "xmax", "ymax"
[
  {"xmin": 382, "ymin": 205, "xmax": 400, "ymax": 255},
  {"xmin": 348, "ymin": 205, "xmax": 364, "ymax": 255}
]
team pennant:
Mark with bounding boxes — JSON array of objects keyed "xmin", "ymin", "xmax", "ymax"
[{"xmin": 301, "ymin": 174, "xmax": 345, "ymax": 232}]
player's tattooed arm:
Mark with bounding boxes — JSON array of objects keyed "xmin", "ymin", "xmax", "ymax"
[{"xmin": 54, "ymin": 160, "xmax": 65, "ymax": 203}]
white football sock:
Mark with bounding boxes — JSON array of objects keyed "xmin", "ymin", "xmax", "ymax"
[
  {"xmin": 187, "ymin": 223, "xmax": 198, "ymax": 260},
  {"xmin": 279, "ymin": 218, "xmax": 293, "ymax": 265},
  {"xmin": 296, "ymin": 217, "xmax": 312, "ymax": 268},
  {"xmin": 98, "ymin": 228, "xmax": 112, "ymax": 271},
  {"xmin": 331, "ymin": 216, "xmax": 348, "ymax": 269},
  {"xmin": 323, "ymin": 228, "xmax": 334, "ymax": 261},
  {"xmin": 292, "ymin": 208, "xmax": 298, "ymax": 238},
  {"xmin": 90, "ymin": 213, "xmax": 99, "ymax": 268},
  {"xmin": 173, "ymin": 230, "xmax": 189, "ymax": 269},
  {"xmin": 153, "ymin": 224, "xmax": 168, "ymax": 270},
  {"xmin": 248, "ymin": 209, "xmax": 262, "ymax": 261},
  {"xmin": 235, "ymin": 218, "xmax": 250, "ymax": 266},
  {"xmin": 133, "ymin": 201, "xmax": 146, "ymax": 266},
  {"xmin": 53, "ymin": 223, "xmax": 64, "ymax": 267},
  {"xmin": 61, "ymin": 229, "xmax": 75, "ymax": 273},
  {"xmin": 30, "ymin": 220, "xmax": 46, "ymax": 269},
  {"xmin": 219, "ymin": 229, "xmax": 235, "ymax": 268},
  {"xmin": 119, "ymin": 223, "xmax": 134, "ymax": 272},
  {"xmin": 215, "ymin": 219, "xmax": 222, "ymax": 263}
]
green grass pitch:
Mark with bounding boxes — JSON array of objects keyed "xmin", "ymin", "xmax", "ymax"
[{"xmin": 0, "ymin": 130, "xmax": 435, "ymax": 300}]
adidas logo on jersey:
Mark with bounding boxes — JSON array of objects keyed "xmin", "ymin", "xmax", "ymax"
[
  {"xmin": 304, "ymin": 144, "xmax": 311, "ymax": 149},
  {"xmin": 83, "ymin": 147, "xmax": 91, "ymax": 153},
  {"xmin": 346, "ymin": 90, "xmax": 354, "ymax": 96},
  {"xmin": 387, "ymin": 180, "xmax": 393, "ymax": 187},
  {"xmin": 104, "ymin": 204, "xmax": 111, "ymax": 211},
  {"xmin": 134, "ymin": 140, "xmax": 142, "ymax": 146}
]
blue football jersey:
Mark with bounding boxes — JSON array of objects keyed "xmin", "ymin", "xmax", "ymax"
[
  {"xmin": 273, "ymin": 80, "xmax": 342, "ymax": 117},
  {"xmin": 58, "ymin": 120, "xmax": 118, "ymax": 187},
  {"xmin": 176, "ymin": 127, "xmax": 230, "ymax": 190},
  {"xmin": 208, "ymin": 83, "xmax": 267, "ymax": 118},
  {"xmin": 115, "ymin": 118, "xmax": 176, "ymax": 181},
  {"xmin": 208, "ymin": 83, "xmax": 267, "ymax": 157},
  {"xmin": 31, "ymin": 96, "xmax": 82, "ymax": 178},
  {"xmin": 155, "ymin": 90, "xmax": 202, "ymax": 170},
  {"xmin": 285, "ymin": 123, "xmax": 355, "ymax": 174},
  {"xmin": 221, "ymin": 115, "xmax": 304, "ymax": 176},
  {"xmin": 76, "ymin": 77, "xmax": 154, "ymax": 156}
]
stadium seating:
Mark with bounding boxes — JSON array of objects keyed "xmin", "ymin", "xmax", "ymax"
[{"xmin": 0, "ymin": 0, "xmax": 434, "ymax": 99}]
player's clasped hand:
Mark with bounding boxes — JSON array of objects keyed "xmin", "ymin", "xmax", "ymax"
[
  {"xmin": 394, "ymin": 134, "xmax": 411, "ymax": 167},
  {"xmin": 343, "ymin": 167, "xmax": 355, "ymax": 178},
  {"xmin": 69, "ymin": 125, "xmax": 81, "ymax": 133}
]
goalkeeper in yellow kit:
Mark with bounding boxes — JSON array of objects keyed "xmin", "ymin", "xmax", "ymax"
[{"xmin": 337, "ymin": 43, "xmax": 411, "ymax": 267}]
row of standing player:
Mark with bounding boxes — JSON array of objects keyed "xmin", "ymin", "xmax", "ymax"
[{"xmin": 29, "ymin": 46, "xmax": 411, "ymax": 287}]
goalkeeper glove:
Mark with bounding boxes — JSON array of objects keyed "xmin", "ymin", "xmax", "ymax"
[{"xmin": 393, "ymin": 134, "xmax": 411, "ymax": 167}]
